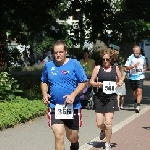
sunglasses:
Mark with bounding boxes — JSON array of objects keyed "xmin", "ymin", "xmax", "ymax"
[{"xmin": 103, "ymin": 58, "xmax": 110, "ymax": 61}]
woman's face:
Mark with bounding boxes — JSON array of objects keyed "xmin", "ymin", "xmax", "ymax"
[{"xmin": 102, "ymin": 54, "xmax": 111, "ymax": 67}]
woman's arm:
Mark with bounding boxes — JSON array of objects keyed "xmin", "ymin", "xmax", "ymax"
[
  {"xmin": 116, "ymin": 66, "xmax": 123, "ymax": 86},
  {"xmin": 90, "ymin": 65, "xmax": 103, "ymax": 87}
]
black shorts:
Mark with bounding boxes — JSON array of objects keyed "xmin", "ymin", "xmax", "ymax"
[
  {"xmin": 95, "ymin": 95, "xmax": 119, "ymax": 113},
  {"xmin": 47, "ymin": 108, "xmax": 82, "ymax": 130},
  {"xmin": 129, "ymin": 79, "xmax": 143, "ymax": 91}
]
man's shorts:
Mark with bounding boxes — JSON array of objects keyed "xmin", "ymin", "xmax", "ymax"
[
  {"xmin": 129, "ymin": 79, "xmax": 143, "ymax": 91},
  {"xmin": 47, "ymin": 108, "xmax": 82, "ymax": 130}
]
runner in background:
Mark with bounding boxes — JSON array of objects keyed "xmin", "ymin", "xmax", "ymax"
[
  {"xmin": 116, "ymin": 62, "xmax": 126, "ymax": 109},
  {"xmin": 124, "ymin": 46, "xmax": 147, "ymax": 113}
]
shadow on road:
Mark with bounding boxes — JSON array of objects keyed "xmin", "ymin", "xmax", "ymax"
[
  {"xmin": 142, "ymin": 127, "xmax": 150, "ymax": 130},
  {"xmin": 87, "ymin": 141, "xmax": 117, "ymax": 149}
]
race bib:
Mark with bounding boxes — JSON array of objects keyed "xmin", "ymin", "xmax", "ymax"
[
  {"xmin": 136, "ymin": 66, "xmax": 143, "ymax": 73},
  {"xmin": 55, "ymin": 104, "xmax": 74, "ymax": 119},
  {"xmin": 103, "ymin": 81, "xmax": 116, "ymax": 94}
]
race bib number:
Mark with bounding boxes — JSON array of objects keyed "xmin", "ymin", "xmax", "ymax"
[
  {"xmin": 136, "ymin": 66, "xmax": 143, "ymax": 73},
  {"xmin": 55, "ymin": 104, "xmax": 74, "ymax": 119},
  {"xmin": 103, "ymin": 81, "xmax": 116, "ymax": 94}
]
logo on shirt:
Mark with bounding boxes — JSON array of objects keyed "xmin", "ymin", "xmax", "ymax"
[
  {"xmin": 61, "ymin": 70, "xmax": 69, "ymax": 74},
  {"xmin": 51, "ymin": 67, "xmax": 57, "ymax": 75},
  {"xmin": 51, "ymin": 67, "xmax": 55, "ymax": 71}
]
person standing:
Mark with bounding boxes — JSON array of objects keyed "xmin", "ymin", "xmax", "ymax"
[
  {"xmin": 80, "ymin": 49, "xmax": 95, "ymax": 78},
  {"xmin": 41, "ymin": 40, "xmax": 87, "ymax": 150},
  {"xmin": 90, "ymin": 48, "xmax": 123, "ymax": 150},
  {"xmin": 116, "ymin": 63, "xmax": 126, "ymax": 109},
  {"xmin": 124, "ymin": 46, "xmax": 146, "ymax": 113}
]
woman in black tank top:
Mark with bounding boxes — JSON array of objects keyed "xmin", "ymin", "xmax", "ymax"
[{"xmin": 90, "ymin": 48, "xmax": 123, "ymax": 150}]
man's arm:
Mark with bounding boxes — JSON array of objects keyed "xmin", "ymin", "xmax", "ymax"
[
  {"xmin": 71, "ymin": 82, "xmax": 87, "ymax": 97},
  {"xmin": 40, "ymin": 82, "xmax": 48, "ymax": 96}
]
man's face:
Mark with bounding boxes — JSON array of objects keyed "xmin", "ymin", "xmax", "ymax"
[
  {"xmin": 134, "ymin": 47, "xmax": 140, "ymax": 58},
  {"xmin": 54, "ymin": 45, "xmax": 67, "ymax": 62}
]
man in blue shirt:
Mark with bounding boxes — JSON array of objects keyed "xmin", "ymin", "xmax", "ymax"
[
  {"xmin": 41, "ymin": 40, "xmax": 87, "ymax": 150},
  {"xmin": 124, "ymin": 46, "xmax": 146, "ymax": 113}
]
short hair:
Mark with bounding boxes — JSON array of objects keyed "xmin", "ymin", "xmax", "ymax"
[
  {"xmin": 133, "ymin": 45, "xmax": 141, "ymax": 51},
  {"xmin": 100, "ymin": 48, "xmax": 118, "ymax": 62},
  {"xmin": 53, "ymin": 40, "xmax": 67, "ymax": 51}
]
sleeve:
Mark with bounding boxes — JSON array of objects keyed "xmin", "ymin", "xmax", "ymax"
[
  {"xmin": 41, "ymin": 64, "xmax": 48, "ymax": 83},
  {"xmin": 124, "ymin": 56, "xmax": 132, "ymax": 66},
  {"xmin": 74, "ymin": 60, "xmax": 87, "ymax": 82},
  {"xmin": 143, "ymin": 56, "xmax": 146, "ymax": 66}
]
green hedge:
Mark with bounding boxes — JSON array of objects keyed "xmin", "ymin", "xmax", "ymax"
[
  {"xmin": 0, "ymin": 98, "xmax": 47, "ymax": 130},
  {"xmin": 9, "ymin": 71, "xmax": 42, "ymax": 100}
]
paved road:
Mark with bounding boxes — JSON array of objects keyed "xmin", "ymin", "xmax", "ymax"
[{"xmin": 0, "ymin": 81, "xmax": 150, "ymax": 150}]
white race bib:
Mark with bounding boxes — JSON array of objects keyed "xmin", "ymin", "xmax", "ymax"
[
  {"xmin": 55, "ymin": 104, "xmax": 74, "ymax": 119},
  {"xmin": 135, "ymin": 66, "xmax": 143, "ymax": 74},
  {"xmin": 103, "ymin": 81, "xmax": 116, "ymax": 94}
]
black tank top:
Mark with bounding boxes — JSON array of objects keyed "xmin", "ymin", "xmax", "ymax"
[{"xmin": 95, "ymin": 65, "xmax": 116, "ymax": 97}]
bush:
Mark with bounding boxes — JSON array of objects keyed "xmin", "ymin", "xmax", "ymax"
[
  {"xmin": 0, "ymin": 72, "xmax": 22, "ymax": 100},
  {"xmin": 0, "ymin": 98, "xmax": 47, "ymax": 130},
  {"xmin": 9, "ymin": 70, "xmax": 42, "ymax": 100}
]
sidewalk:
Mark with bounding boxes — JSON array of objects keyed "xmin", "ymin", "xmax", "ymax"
[{"xmin": 89, "ymin": 107, "xmax": 150, "ymax": 150}]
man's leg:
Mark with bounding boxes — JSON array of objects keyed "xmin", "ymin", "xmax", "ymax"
[
  {"xmin": 49, "ymin": 108, "xmax": 65, "ymax": 150},
  {"xmin": 135, "ymin": 79, "xmax": 143, "ymax": 113},
  {"xmin": 51, "ymin": 124, "xmax": 65, "ymax": 150},
  {"xmin": 65, "ymin": 127, "xmax": 79, "ymax": 150},
  {"xmin": 137, "ymin": 88, "xmax": 142, "ymax": 104},
  {"xmin": 64, "ymin": 109, "xmax": 81, "ymax": 150},
  {"xmin": 130, "ymin": 80, "xmax": 138, "ymax": 108}
]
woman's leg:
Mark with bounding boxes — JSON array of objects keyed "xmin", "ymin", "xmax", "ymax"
[
  {"xmin": 121, "ymin": 96, "xmax": 124, "ymax": 108},
  {"xmin": 105, "ymin": 112, "xmax": 114, "ymax": 144},
  {"xmin": 117, "ymin": 95, "xmax": 120, "ymax": 108},
  {"xmin": 96, "ymin": 113, "xmax": 105, "ymax": 130},
  {"xmin": 96, "ymin": 113, "xmax": 106, "ymax": 140}
]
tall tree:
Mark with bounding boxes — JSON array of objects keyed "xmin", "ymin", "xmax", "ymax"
[{"xmin": 0, "ymin": 0, "xmax": 69, "ymax": 52}]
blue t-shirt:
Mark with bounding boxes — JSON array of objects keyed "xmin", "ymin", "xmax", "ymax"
[{"xmin": 41, "ymin": 59, "xmax": 87, "ymax": 109}]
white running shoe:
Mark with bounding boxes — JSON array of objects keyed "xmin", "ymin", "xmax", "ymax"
[
  {"xmin": 105, "ymin": 143, "xmax": 111, "ymax": 150},
  {"xmin": 135, "ymin": 106, "xmax": 140, "ymax": 113}
]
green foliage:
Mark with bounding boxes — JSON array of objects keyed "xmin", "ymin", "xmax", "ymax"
[
  {"xmin": 35, "ymin": 36, "xmax": 55, "ymax": 53},
  {"xmin": 0, "ymin": 72, "xmax": 22, "ymax": 100},
  {"xmin": 22, "ymin": 64, "xmax": 44, "ymax": 72},
  {"xmin": 0, "ymin": 98, "xmax": 47, "ymax": 130},
  {"xmin": 10, "ymin": 71, "xmax": 42, "ymax": 100}
]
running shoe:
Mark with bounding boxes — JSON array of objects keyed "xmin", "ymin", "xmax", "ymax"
[
  {"xmin": 100, "ymin": 130, "xmax": 105, "ymax": 140},
  {"xmin": 135, "ymin": 106, "xmax": 140, "ymax": 113},
  {"xmin": 120, "ymin": 106, "xmax": 124, "ymax": 109},
  {"xmin": 105, "ymin": 143, "xmax": 111, "ymax": 150}
]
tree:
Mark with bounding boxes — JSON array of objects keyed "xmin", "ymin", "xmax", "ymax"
[
  {"xmin": 0, "ymin": 0, "xmax": 69, "ymax": 53},
  {"xmin": 65, "ymin": 0, "xmax": 150, "ymax": 46}
]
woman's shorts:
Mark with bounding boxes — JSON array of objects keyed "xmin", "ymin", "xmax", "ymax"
[{"xmin": 95, "ymin": 95, "xmax": 119, "ymax": 113}]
